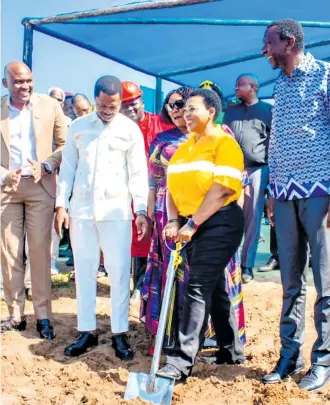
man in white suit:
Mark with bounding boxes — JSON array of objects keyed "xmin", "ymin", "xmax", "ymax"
[{"xmin": 55, "ymin": 75, "xmax": 149, "ymax": 359}]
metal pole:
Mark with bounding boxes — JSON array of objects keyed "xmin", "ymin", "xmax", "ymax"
[
  {"xmin": 22, "ymin": 22, "xmax": 33, "ymax": 69},
  {"xmin": 37, "ymin": 18, "xmax": 330, "ymax": 28},
  {"xmin": 155, "ymin": 77, "xmax": 163, "ymax": 113},
  {"xmin": 160, "ymin": 38, "xmax": 330, "ymax": 77},
  {"xmin": 22, "ymin": 0, "xmax": 213, "ymax": 25}
]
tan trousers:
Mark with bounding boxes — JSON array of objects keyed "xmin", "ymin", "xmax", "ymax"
[{"xmin": 1, "ymin": 177, "xmax": 54, "ymax": 319}]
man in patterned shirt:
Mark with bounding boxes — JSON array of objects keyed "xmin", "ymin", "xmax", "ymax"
[{"xmin": 261, "ymin": 19, "xmax": 330, "ymax": 392}]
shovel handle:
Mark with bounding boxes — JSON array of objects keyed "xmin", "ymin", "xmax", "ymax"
[{"xmin": 148, "ymin": 243, "xmax": 182, "ymax": 390}]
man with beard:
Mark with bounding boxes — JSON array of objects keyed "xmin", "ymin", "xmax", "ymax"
[
  {"xmin": 1, "ymin": 61, "xmax": 67, "ymax": 338},
  {"xmin": 55, "ymin": 76, "xmax": 149, "ymax": 359},
  {"xmin": 224, "ymin": 74, "xmax": 272, "ymax": 284},
  {"xmin": 261, "ymin": 19, "xmax": 330, "ymax": 392},
  {"xmin": 120, "ymin": 81, "xmax": 172, "ymax": 292}
]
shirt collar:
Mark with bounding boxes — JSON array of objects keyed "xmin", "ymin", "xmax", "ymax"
[
  {"xmin": 90, "ymin": 111, "xmax": 101, "ymax": 123},
  {"xmin": 281, "ymin": 52, "xmax": 315, "ymax": 78},
  {"xmin": 295, "ymin": 52, "xmax": 315, "ymax": 73},
  {"xmin": 7, "ymin": 96, "xmax": 32, "ymax": 112},
  {"xmin": 90, "ymin": 111, "xmax": 120, "ymax": 127},
  {"xmin": 188, "ymin": 125, "xmax": 223, "ymax": 143}
]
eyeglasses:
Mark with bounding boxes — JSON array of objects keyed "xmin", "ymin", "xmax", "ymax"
[{"xmin": 165, "ymin": 99, "xmax": 185, "ymax": 112}]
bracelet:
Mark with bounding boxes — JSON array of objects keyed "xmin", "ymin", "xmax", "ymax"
[
  {"xmin": 135, "ymin": 210, "xmax": 147, "ymax": 217},
  {"xmin": 168, "ymin": 218, "xmax": 179, "ymax": 223},
  {"xmin": 187, "ymin": 219, "xmax": 199, "ymax": 230}
]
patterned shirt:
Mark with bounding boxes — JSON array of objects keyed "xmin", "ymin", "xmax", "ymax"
[{"xmin": 269, "ymin": 53, "xmax": 330, "ymax": 200}]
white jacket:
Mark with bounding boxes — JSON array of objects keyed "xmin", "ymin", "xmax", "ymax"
[{"xmin": 56, "ymin": 112, "xmax": 148, "ymax": 221}]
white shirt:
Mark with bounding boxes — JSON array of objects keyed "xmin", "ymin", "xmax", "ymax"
[
  {"xmin": 56, "ymin": 112, "xmax": 148, "ymax": 222},
  {"xmin": 8, "ymin": 100, "xmax": 37, "ymax": 176}
]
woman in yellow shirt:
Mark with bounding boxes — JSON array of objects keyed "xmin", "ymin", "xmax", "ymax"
[{"xmin": 157, "ymin": 88, "xmax": 245, "ymax": 380}]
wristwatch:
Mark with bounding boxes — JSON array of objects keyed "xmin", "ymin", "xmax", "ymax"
[
  {"xmin": 135, "ymin": 210, "xmax": 147, "ymax": 217},
  {"xmin": 42, "ymin": 162, "xmax": 52, "ymax": 174},
  {"xmin": 187, "ymin": 219, "xmax": 199, "ymax": 230}
]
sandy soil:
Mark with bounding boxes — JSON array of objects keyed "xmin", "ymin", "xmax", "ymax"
[{"xmin": 1, "ymin": 273, "xmax": 330, "ymax": 405}]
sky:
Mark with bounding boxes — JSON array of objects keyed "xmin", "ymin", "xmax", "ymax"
[{"xmin": 1, "ymin": 0, "xmax": 177, "ymax": 101}]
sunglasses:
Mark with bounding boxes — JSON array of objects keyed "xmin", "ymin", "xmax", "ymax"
[{"xmin": 165, "ymin": 99, "xmax": 185, "ymax": 112}]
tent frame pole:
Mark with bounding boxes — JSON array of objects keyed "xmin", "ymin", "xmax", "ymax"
[
  {"xmin": 160, "ymin": 38, "xmax": 330, "ymax": 77},
  {"xmin": 155, "ymin": 77, "xmax": 163, "ymax": 113},
  {"xmin": 22, "ymin": 21, "xmax": 33, "ymax": 69}
]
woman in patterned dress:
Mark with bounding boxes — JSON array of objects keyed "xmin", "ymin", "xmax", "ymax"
[{"xmin": 140, "ymin": 87, "xmax": 193, "ymax": 354}]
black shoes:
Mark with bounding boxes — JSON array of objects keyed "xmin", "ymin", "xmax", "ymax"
[
  {"xmin": 258, "ymin": 256, "xmax": 280, "ymax": 272},
  {"xmin": 97, "ymin": 264, "xmax": 108, "ymax": 278},
  {"xmin": 263, "ymin": 357, "xmax": 305, "ymax": 384},
  {"xmin": 64, "ymin": 332, "xmax": 98, "ymax": 356},
  {"xmin": 157, "ymin": 364, "xmax": 184, "ymax": 380},
  {"xmin": 298, "ymin": 364, "xmax": 330, "ymax": 392},
  {"xmin": 0, "ymin": 316, "xmax": 27, "ymax": 333},
  {"xmin": 64, "ymin": 332, "xmax": 133, "ymax": 359},
  {"xmin": 200, "ymin": 348, "xmax": 245, "ymax": 365},
  {"xmin": 111, "ymin": 333, "xmax": 134, "ymax": 360},
  {"xmin": 36, "ymin": 319, "xmax": 56, "ymax": 340},
  {"xmin": 1, "ymin": 317, "xmax": 55, "ymax": 340},
  {"xmin": 241, "ymin": 266, "xmax": 254, "ymax": 284}
]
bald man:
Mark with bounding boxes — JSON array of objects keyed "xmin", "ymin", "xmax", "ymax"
[
  {"xmin": 224, "ymin": 74, "xmax": 272, "ymax": 284},
  {"xmin": 73, "ymin": 94, "xmax": 92, "ymax": 118},
  {"xmin": 1, "ymin": 61, "xmax": 67, "ymax": 338}
]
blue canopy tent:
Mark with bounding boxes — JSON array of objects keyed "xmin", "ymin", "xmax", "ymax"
[{"xmin": 22, "ymin": 0, "xmax": 330, "ymax": 110}]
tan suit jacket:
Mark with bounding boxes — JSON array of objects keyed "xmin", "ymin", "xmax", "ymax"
[{"xmin": 1, "ymin": 93, "xmax": 67, "ymax": 197}]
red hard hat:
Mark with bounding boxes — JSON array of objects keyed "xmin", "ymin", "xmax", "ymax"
[{"xmin": 122, "ymin": 81, "xmax": 143, "ymax": 102}]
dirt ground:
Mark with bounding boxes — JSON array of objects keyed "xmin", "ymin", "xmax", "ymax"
[{"xmin": 1, "ymin": 271, "xmax": 330, "ymax": 405}]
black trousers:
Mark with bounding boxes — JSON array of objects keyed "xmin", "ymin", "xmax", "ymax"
[
  {"xmin": 275, "ymin": 197, "xmax": 330, "ymax": 365},
  {"xmin": 270, "ymin": 225, "xmax": 279, "ymax": 260},
  {"xmin": 166, "ymin": 203, "xmax": 245, "ymax": 376}
]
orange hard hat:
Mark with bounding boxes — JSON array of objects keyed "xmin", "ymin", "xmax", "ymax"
[{"xmin": 122, "ymin": 81, "xmax": 143, "ymax": 102}]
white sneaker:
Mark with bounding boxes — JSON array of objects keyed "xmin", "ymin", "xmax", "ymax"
[{"xmin": 51, "ymin": 260, "xmax": 59, "ymax": 275}]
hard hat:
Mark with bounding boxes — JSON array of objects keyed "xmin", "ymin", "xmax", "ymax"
[{"xmin": 122, "ymin": 81, "xmax": 143, "ymax": 102}]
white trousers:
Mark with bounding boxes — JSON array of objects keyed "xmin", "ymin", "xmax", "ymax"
[{"xmin": 70, "ymin": 218, "xmax": 132, "ymax": 333}]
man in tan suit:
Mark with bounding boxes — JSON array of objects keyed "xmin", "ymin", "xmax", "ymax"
[{"xmin": 1, "ymin": 61, "xmax": 67, "ymax": 339}]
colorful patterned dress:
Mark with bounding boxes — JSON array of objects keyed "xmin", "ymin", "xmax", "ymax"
[
  {"xmin": 140, "ymin": 128, "xmax": 189, "ymax": 348},
  {"xmin": 140, "ymin": 127, "xmax": 246, "ymax": 347}
]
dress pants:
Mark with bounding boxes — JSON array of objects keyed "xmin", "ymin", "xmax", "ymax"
[
  {"xmin": 70, "ymin": 218, "xmax": 132, "ymax": 333},
  {"xmin": 1, "ymin": 177, "xmax": 54, "ymax": 319},
  {"xmin": 270, "ymin": 224, "xmax": 279, "ymax": 260},
  {"xmin": 167, "ymin": 203, "xmax": 245, "ymax": 376},
  {"xmin": 25, "ymin": 215, "xmax": 60, "ymax": 289},
  {"xmin": 241, "ymin": 165, "xmax": 269, "ymax": 268},
  {"xmin": 274, "ymin": 196, "xmax": 330, "ymax": 365}
]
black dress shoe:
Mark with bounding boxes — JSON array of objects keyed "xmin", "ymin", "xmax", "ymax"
[
  {"xmin": 0, "ymin": 317, "xmax": 27, "ymax": 333},
  {"xmin": 200, "ymin": 348, "xmax": 245, "ymax": 365},
  {"xmin": 241, "ymin": 267, "xmax": 254, "ymax": 284},
  {"xmin": 262, "ymin": 357, "xmax": 304, "ymax": 384},
  {"xmin": 258, "ymin": 256, "xmax": 280, "ymax": 272},
  {"xmin": 64, "ymin": 332, "xmax": 98, "ymax": 356},
  {"xmin": 111, "ymin": 333, "xmax": 134, "ymax": 360},
  {"xmin": 298, "ymin": 364, "xmax": 330, "ymax": 392},
  {"xmin": 36, "ymin": 319, "xmax": 56, "ymax": 340},
  {"xmin": 156, "ymin": 364, "xmax": 183, "ymax": 380}
]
